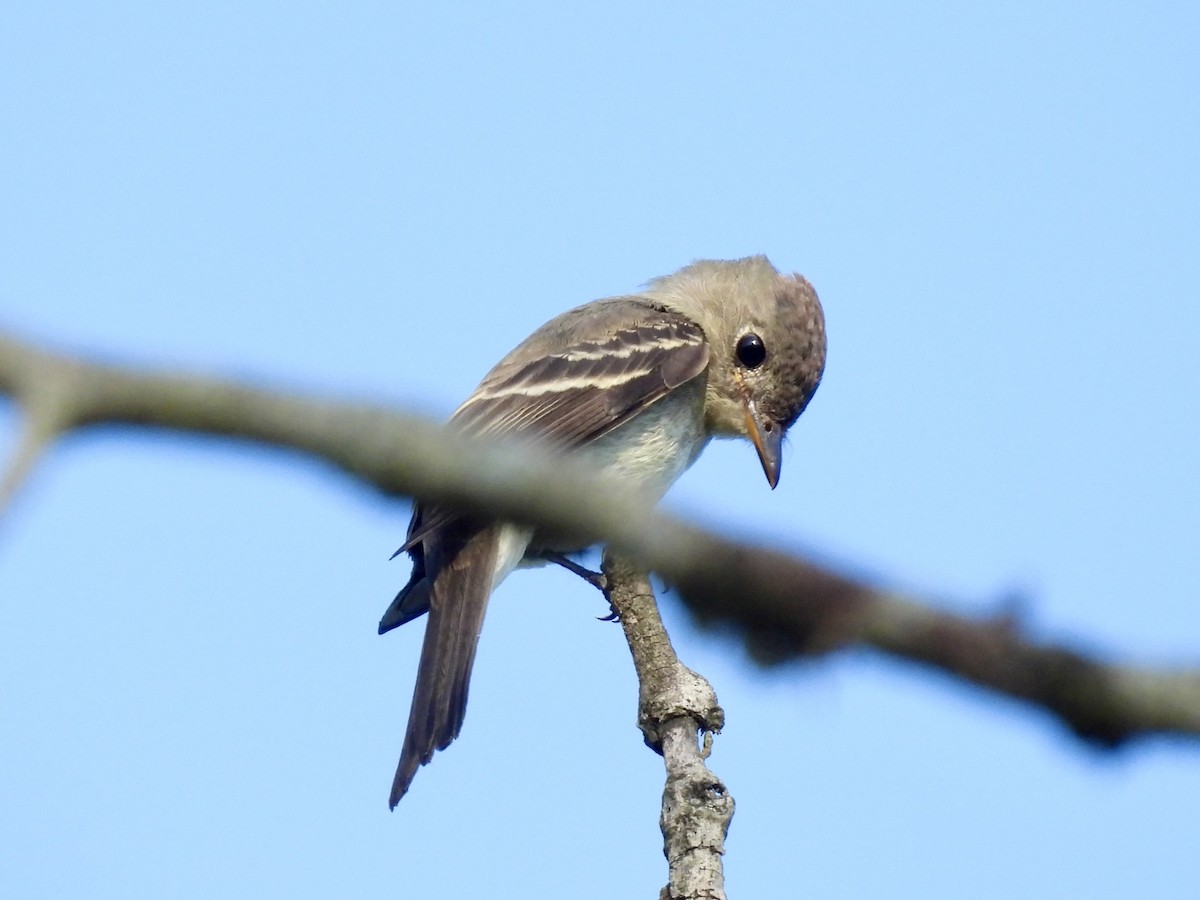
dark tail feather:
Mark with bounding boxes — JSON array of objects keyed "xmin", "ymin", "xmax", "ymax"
[
  {"xmin": 381, "ymin": 517, "xmax": 432, "ymax": 634},
  {"xmin": 388, "ymin": 526, "xmax": 500, "ymax": 808},
  {"xmin": 378, "ymin": 578, "xmax": 431, "ymax": 634}
]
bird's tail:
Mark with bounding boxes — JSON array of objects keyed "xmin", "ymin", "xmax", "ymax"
[{"xmin": 388, "ymin": 525, "xmax": 502, "ymax": 808}]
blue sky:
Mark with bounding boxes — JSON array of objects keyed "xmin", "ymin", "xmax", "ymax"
[{"xmin": 2, "ymin": 3, "xmax": 1198, "ymax": 897}]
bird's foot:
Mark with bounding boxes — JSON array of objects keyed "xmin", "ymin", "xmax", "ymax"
[{"xmin": 539, "ymin": 552, "xmax": 619, "ymax": 621}]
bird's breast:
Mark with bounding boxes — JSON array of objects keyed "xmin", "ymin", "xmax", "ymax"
[
  {"xmin": 519, "ymin": 380, "xmax": 709, "ymax": 571},
  {"xmin": 580, "ymin": 379, "xmax": 710, "ymax": 501}
]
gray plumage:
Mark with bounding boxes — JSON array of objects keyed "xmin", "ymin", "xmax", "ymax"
[{"xmin": 381, "ymin": 255, "xmax": 826, "ymax": 807}]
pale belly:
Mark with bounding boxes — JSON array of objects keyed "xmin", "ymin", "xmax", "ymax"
[
  {"xmin": 582, "ymin": 385, "xmax": 710, "ymax": 500},
  {"xmin": 491, "ymin": 383, "xmax": 709, "ymax": 591}
]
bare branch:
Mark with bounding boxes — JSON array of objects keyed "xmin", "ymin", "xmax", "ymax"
[
  {"xmin": 2, "ymin": 328, "xmax": 1198, "ymax": 747},
  {"xmin": 602, "ymin": 552, "xmax": 732, "ymax": 900}
]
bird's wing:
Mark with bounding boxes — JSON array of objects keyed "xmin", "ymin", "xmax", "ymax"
[
  {"xmin": 388, "ymin": 299, "xmax": 710, "ymax": 564},
  {"xmin": 450, "ymin": 298, "xmax": 710, "ymax": 447}
]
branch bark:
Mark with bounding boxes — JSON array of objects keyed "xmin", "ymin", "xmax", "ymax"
[
  {"xmin": 2, "ymin": 329, "xmax": 1199, "ymax": 748},
  {"xmin": 602, "ymin": 552, "xmax": 732, "ymax": 900}
]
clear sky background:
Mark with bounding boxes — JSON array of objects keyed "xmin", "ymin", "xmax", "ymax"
[{"xmin": 2, "ymin": 3, "xmax": 1198, "ymax": 898}]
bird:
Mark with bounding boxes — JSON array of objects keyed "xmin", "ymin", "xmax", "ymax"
[{"xmin": 378, "ymin": 255, "xmax": 826, "ymax": 808}]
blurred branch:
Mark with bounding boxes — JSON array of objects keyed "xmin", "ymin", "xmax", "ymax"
[
  {"xmin": 0, "ymin": 414, "xmax": 59, "ymax": 521},
  {"xmin": 2, "ymin": 329, "xmax": 1198, "ymax": 747}
]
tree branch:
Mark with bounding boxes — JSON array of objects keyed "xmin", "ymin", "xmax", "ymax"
[
  {"xmin": 2, "ymin": 329, "xmax": 1198, "ymax": 747},
  {"xmin": 602, "ymin": 552, "xmax": 733, "ymax": 900}
]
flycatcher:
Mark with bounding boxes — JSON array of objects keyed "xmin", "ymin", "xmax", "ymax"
[{"xmin": 380, "ymin": 255, "xmax": 826, "ymax": 807}]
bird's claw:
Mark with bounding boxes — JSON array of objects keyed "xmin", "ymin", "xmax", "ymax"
[
  {"xmin": 596, "ymin": 605, "xmax": 621, "ymax": 623},
  {"xmin": 538, "ymin": 552, "xmax": 616, "ymax": 620}
]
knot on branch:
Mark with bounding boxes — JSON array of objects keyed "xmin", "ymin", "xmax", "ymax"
[
  {"xmin": 638, "ymin": 660, "xmax": 724, "ymax": 751},
  {"xmin": 659, "ymin": 718, "xmax": 735, "ymax": 900}
]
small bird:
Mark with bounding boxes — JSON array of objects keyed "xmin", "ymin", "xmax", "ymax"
[{"xmin": 379, "ymin": 255, "xmax": 826, "ymax": 807}]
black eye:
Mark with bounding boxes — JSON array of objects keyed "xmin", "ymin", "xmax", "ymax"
[{"xmin": 736, "ymin": 333, "xmax": 767, "ymax": 369}]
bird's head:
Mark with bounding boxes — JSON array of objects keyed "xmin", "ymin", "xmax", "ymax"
[{"xmin": 647, "ymin": 255, "xmax": 827, "ymax": 488}]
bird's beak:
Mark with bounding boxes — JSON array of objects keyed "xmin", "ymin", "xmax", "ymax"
[{"xmin": 742, "ymin": 398, "xmax": 783, "ymax": 489}]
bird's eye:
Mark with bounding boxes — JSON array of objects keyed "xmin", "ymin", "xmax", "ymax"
[{"xmin": 736, "ymin": 333, "xmax": 767, "ymax": 369}]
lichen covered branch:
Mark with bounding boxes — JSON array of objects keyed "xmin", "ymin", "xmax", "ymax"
[{"xmin": 602, "ymin": 553, "xmax": 733, "ymax": 900}]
